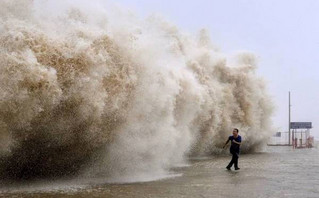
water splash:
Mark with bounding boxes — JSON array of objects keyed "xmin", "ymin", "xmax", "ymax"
[{"xmin": 0, "ymin": 0, "xmax": 273, "ymax": 181}]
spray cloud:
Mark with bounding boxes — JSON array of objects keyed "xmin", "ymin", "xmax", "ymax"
[{"xmin": 0, "ymin": 0, "xmax": 273, "ymax": 181}]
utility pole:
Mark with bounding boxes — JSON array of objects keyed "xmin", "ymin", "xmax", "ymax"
[{"xmin": 288, "ymin": 91, "xmax": 291, "ymax": 145}]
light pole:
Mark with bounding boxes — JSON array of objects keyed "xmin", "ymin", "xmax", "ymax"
[{"xmin": 288, "ymin": 91, "xmax": 291, "ymax": 145}]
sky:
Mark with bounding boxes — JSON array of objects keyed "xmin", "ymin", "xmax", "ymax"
[{"xmin": 115, "ymin": 0, "xmax": 319, "ymax": 138}]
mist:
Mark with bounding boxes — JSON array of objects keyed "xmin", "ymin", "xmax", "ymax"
[{"xmin": 0, "ymin": 0, "xmax": 273, "ymax": 181}]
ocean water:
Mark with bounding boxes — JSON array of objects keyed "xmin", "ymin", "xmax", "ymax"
[
  {"xmin": 1, "ymin": 0, "xmax": 273, "ymax": 182},
  {"xmin": 1, "ymin": 146, "xmax": 318, "ymax": 198},
  {"xmin": 1, "ymin": 2, "xmax": 315, "ymax": 198}
]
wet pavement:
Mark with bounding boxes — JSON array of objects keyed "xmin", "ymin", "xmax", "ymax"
[{"xmin": 1, "ymin": 147, "xmax": 319, "ymax": 198}]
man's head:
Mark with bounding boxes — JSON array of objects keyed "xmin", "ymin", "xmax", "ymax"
[{"xmin": 233, "ymin": 128, "xmax": 239, "ymax": 137}]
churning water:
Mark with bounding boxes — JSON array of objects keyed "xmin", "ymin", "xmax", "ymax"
[{"xmin": 0, "ymin": 0, "xmax": 273, "ymax": 183}]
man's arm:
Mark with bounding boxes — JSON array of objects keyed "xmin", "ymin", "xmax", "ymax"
[
  {"xmin": 232, "ymin": 140, "xmax": 241, "ymax": 145},
  {"xmin": 223, "ymin": 139, "xmax": 230, "ymax": 148}
]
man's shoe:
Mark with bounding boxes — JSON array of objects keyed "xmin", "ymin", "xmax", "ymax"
[
  {"xmin": 226, "ymin": 166, "xmax": 231, "ymax": 170},
  {"xmin": 235, "ymin": 167, "xmax": 240, "ymax": 170}
]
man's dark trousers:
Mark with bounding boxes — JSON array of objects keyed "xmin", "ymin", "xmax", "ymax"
[{"xmin": 227, "ymin": 149, "xmax": 239, "ymax": 169}]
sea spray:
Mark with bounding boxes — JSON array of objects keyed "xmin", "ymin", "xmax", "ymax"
[{"xmin": 0, "ymin": 0, "xmax": 273, "ymax": 181}]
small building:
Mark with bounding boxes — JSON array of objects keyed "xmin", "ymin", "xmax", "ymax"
[{"xmin": 268, "ymin": 122, "xmax": 314, "ymax": 148}]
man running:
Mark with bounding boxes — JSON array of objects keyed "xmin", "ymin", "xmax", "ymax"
[{"xmin": 223, "ymin": 128, "xmax": 241, "ymax": 170}]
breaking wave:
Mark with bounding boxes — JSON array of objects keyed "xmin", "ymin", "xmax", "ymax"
[{"xmin": 0, "ymin": 0, "xmax": 273, "ymax": 181}]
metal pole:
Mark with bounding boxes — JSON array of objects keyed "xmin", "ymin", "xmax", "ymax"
[
  {"xmin": 300, "ymin": 131, "xmax": 302, "ymax": 147},
  {"xmin": 288, "ymin": 91, "xmax": 291, "ymax": 145},
  {"xmin": 292, "ymin": 129, "xmax": 296, "ymax": 148}
]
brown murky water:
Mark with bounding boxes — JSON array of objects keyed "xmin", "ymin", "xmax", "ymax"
[{"xmin": 1, "ymin": 147, "xmax": 319, "ymax": 198}]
